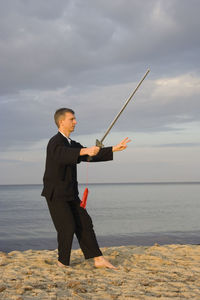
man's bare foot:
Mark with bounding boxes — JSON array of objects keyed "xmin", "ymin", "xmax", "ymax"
[
  {"xmin": 94, "ymin": 256, "xmax": 118, "ymax": 270},
  {"xmin": 57, "ymin": 261, "xmax": 71, "ymax": 268}
]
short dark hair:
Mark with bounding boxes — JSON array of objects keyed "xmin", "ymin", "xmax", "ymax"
[{"xmin": 54, "ymin": 108, "xmax": 75, "ymax": 128}]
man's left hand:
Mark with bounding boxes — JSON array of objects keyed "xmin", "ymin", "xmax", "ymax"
[{"xmin": 112, "ymin": 137, "xmax": 131, "ymax": 152}]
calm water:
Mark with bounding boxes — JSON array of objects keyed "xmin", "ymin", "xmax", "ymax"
[{"xmin": 0, "ymin": 183, "xmax": 200, "ymax": 251}]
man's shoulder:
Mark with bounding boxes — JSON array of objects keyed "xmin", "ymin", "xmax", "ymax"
[
  {"xmin": 47, "ymin": 132, "xmax": 65, "ymax": 145},
  {"xmin": 46, "ymin": 132, "xmax": 83, "ymax": 148}
]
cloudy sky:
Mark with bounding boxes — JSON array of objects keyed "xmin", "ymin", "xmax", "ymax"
[{"xmin": 0, "ymin": 0, "xmax": 199, "ymax": 184}]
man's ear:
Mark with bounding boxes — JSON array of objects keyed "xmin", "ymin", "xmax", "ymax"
[{"xmin": 58, "ymin": 117, "xmax": 64, "ymax": 127}]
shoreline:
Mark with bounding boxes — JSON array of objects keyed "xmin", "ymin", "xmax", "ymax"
[
  {"xmin": 1, "ymin": 243, "xmax": 200, "ymax": 299},
  {"xmin": 1, "ymin": 231, "xmax": 200, "ymax": 252}
]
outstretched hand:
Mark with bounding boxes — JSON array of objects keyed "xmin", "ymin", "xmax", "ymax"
[{"xmin": 112, "ymin": 137, "xmax": 131, "ymax": 152}]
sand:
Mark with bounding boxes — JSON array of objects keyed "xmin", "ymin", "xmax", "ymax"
[{"xmin": 0, "ymin": 244, "xmax": 200, "ymax": 299}]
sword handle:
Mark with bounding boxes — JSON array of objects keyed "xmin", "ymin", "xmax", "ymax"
[{"xmin": 87, "ymin": 140, "xmax": 104, "ymax": 161}]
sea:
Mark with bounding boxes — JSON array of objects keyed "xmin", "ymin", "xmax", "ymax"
[{"xmin": 0, "ymin": 182, "xmax": 200, "ymax": 252}]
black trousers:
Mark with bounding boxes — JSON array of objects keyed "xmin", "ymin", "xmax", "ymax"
[{"xmin": 45, "ymin": 197, "xmax": 103, "ymax": 265}]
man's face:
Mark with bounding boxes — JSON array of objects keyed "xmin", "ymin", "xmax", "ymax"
[{"xmin": 59, "ymin": 112, "xmax": 77, "ymax": 133}]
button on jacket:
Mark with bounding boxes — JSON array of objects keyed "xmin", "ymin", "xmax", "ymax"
[{"xmin": 41, "ymin": 132, "xmax": 113, "ymax": 202}]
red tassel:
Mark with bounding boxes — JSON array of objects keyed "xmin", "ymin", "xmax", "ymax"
[{"xmin": 80, "ymin": 187, "xmax": 89, "ymax": 209}]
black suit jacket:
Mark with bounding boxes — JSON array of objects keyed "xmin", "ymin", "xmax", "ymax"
[{"xmin": 41, "ymin": 132, "xmax": 113, "ymax": 201}]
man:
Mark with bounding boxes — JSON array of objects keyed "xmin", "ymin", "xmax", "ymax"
[{"xmin": 41, "ymin": 108, "xmax": 130, "ymax": 269}]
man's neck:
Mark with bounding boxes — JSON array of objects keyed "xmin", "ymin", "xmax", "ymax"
[{"xmin": 59, "ymin": 129, "xmax": 70, "ymax": 138}]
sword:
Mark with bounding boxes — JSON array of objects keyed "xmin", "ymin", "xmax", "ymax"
[{"xmin": 96, "ymin": 69, "xmax": 150, "ymax": 148}]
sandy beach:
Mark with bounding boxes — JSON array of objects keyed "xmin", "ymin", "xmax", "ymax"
[{"xmin": 0, "ymin": 244, "xmax": 200, "ymax": 299}]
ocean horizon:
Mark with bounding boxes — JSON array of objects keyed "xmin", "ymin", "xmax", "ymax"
[{"xmin": 1, "ymin": 181, "xmax": 200, "ymax": 186}]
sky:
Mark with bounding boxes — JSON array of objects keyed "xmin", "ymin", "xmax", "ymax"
[{"xmin": 0, "ymin": 0, "xmax": 199, "ymax": 184}]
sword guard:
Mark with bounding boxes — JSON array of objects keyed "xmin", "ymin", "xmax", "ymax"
[{"xmin": 96, "ymin": 139, "xmax": 104, "ymax": 148}]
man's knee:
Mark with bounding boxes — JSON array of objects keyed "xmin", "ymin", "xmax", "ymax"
[
  {"xmin": 82, "ymin": 212, "xmax": 94, "ymax": 230},
  {"xmin": 57, "ymin": 223, "xmax": 76, "ymax": 239}
]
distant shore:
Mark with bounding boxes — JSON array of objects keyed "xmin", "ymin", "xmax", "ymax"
[{"xmin": 1, "ymin": 244, "xmax": 200, "ymax": 299}]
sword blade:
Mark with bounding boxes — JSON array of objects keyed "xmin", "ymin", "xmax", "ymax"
[{"xmin": 97, "ymin": 69, "xmax": 150, "ymax": 147}]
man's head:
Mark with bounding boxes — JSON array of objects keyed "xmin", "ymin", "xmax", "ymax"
[{"xmin": 54, "ymin": 108, "xmax": 77, "ymax": 135}]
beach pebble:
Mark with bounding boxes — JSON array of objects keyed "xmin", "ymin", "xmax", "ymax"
[
  {"xmin": 16, "ymin": 288, "xmax": 24, "ymax": 295},
  {"xmin": 0, "ymin": 285, "xmax": 6, "ymax": 292}
]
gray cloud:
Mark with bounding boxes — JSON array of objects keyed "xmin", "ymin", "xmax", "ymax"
[
  {"xmin": 0, "ymin": 0, "xmax": 200, "ymax": 94},
  {"xmin": 1, "ymin": 73, "xmax": 200, "ymax": 151},
  {"xmin": 0, "ymin": 0, "xmax": 200, "ymax": 152},
  {"xmin": 151, "ymin": 143, "xmax": 200, "ymax": 148}
]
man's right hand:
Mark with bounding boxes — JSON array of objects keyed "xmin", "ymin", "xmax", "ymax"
[{"xmin": 80, "ymin": 146, "xmax": 100, "ymax": 157}]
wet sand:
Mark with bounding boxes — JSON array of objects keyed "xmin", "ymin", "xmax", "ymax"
[{"xmin": 1, "ymin": 244, "xmax": 200, "ymax": 299}]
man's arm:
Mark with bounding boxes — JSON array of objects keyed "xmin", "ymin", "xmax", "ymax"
[
  {"xmin": 79, "ymin": 137, "xmax": 131, "ymax": 162},
  {"xmin": 51, "ymin": 137, "xmax": 131, "ymax": 164}
]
